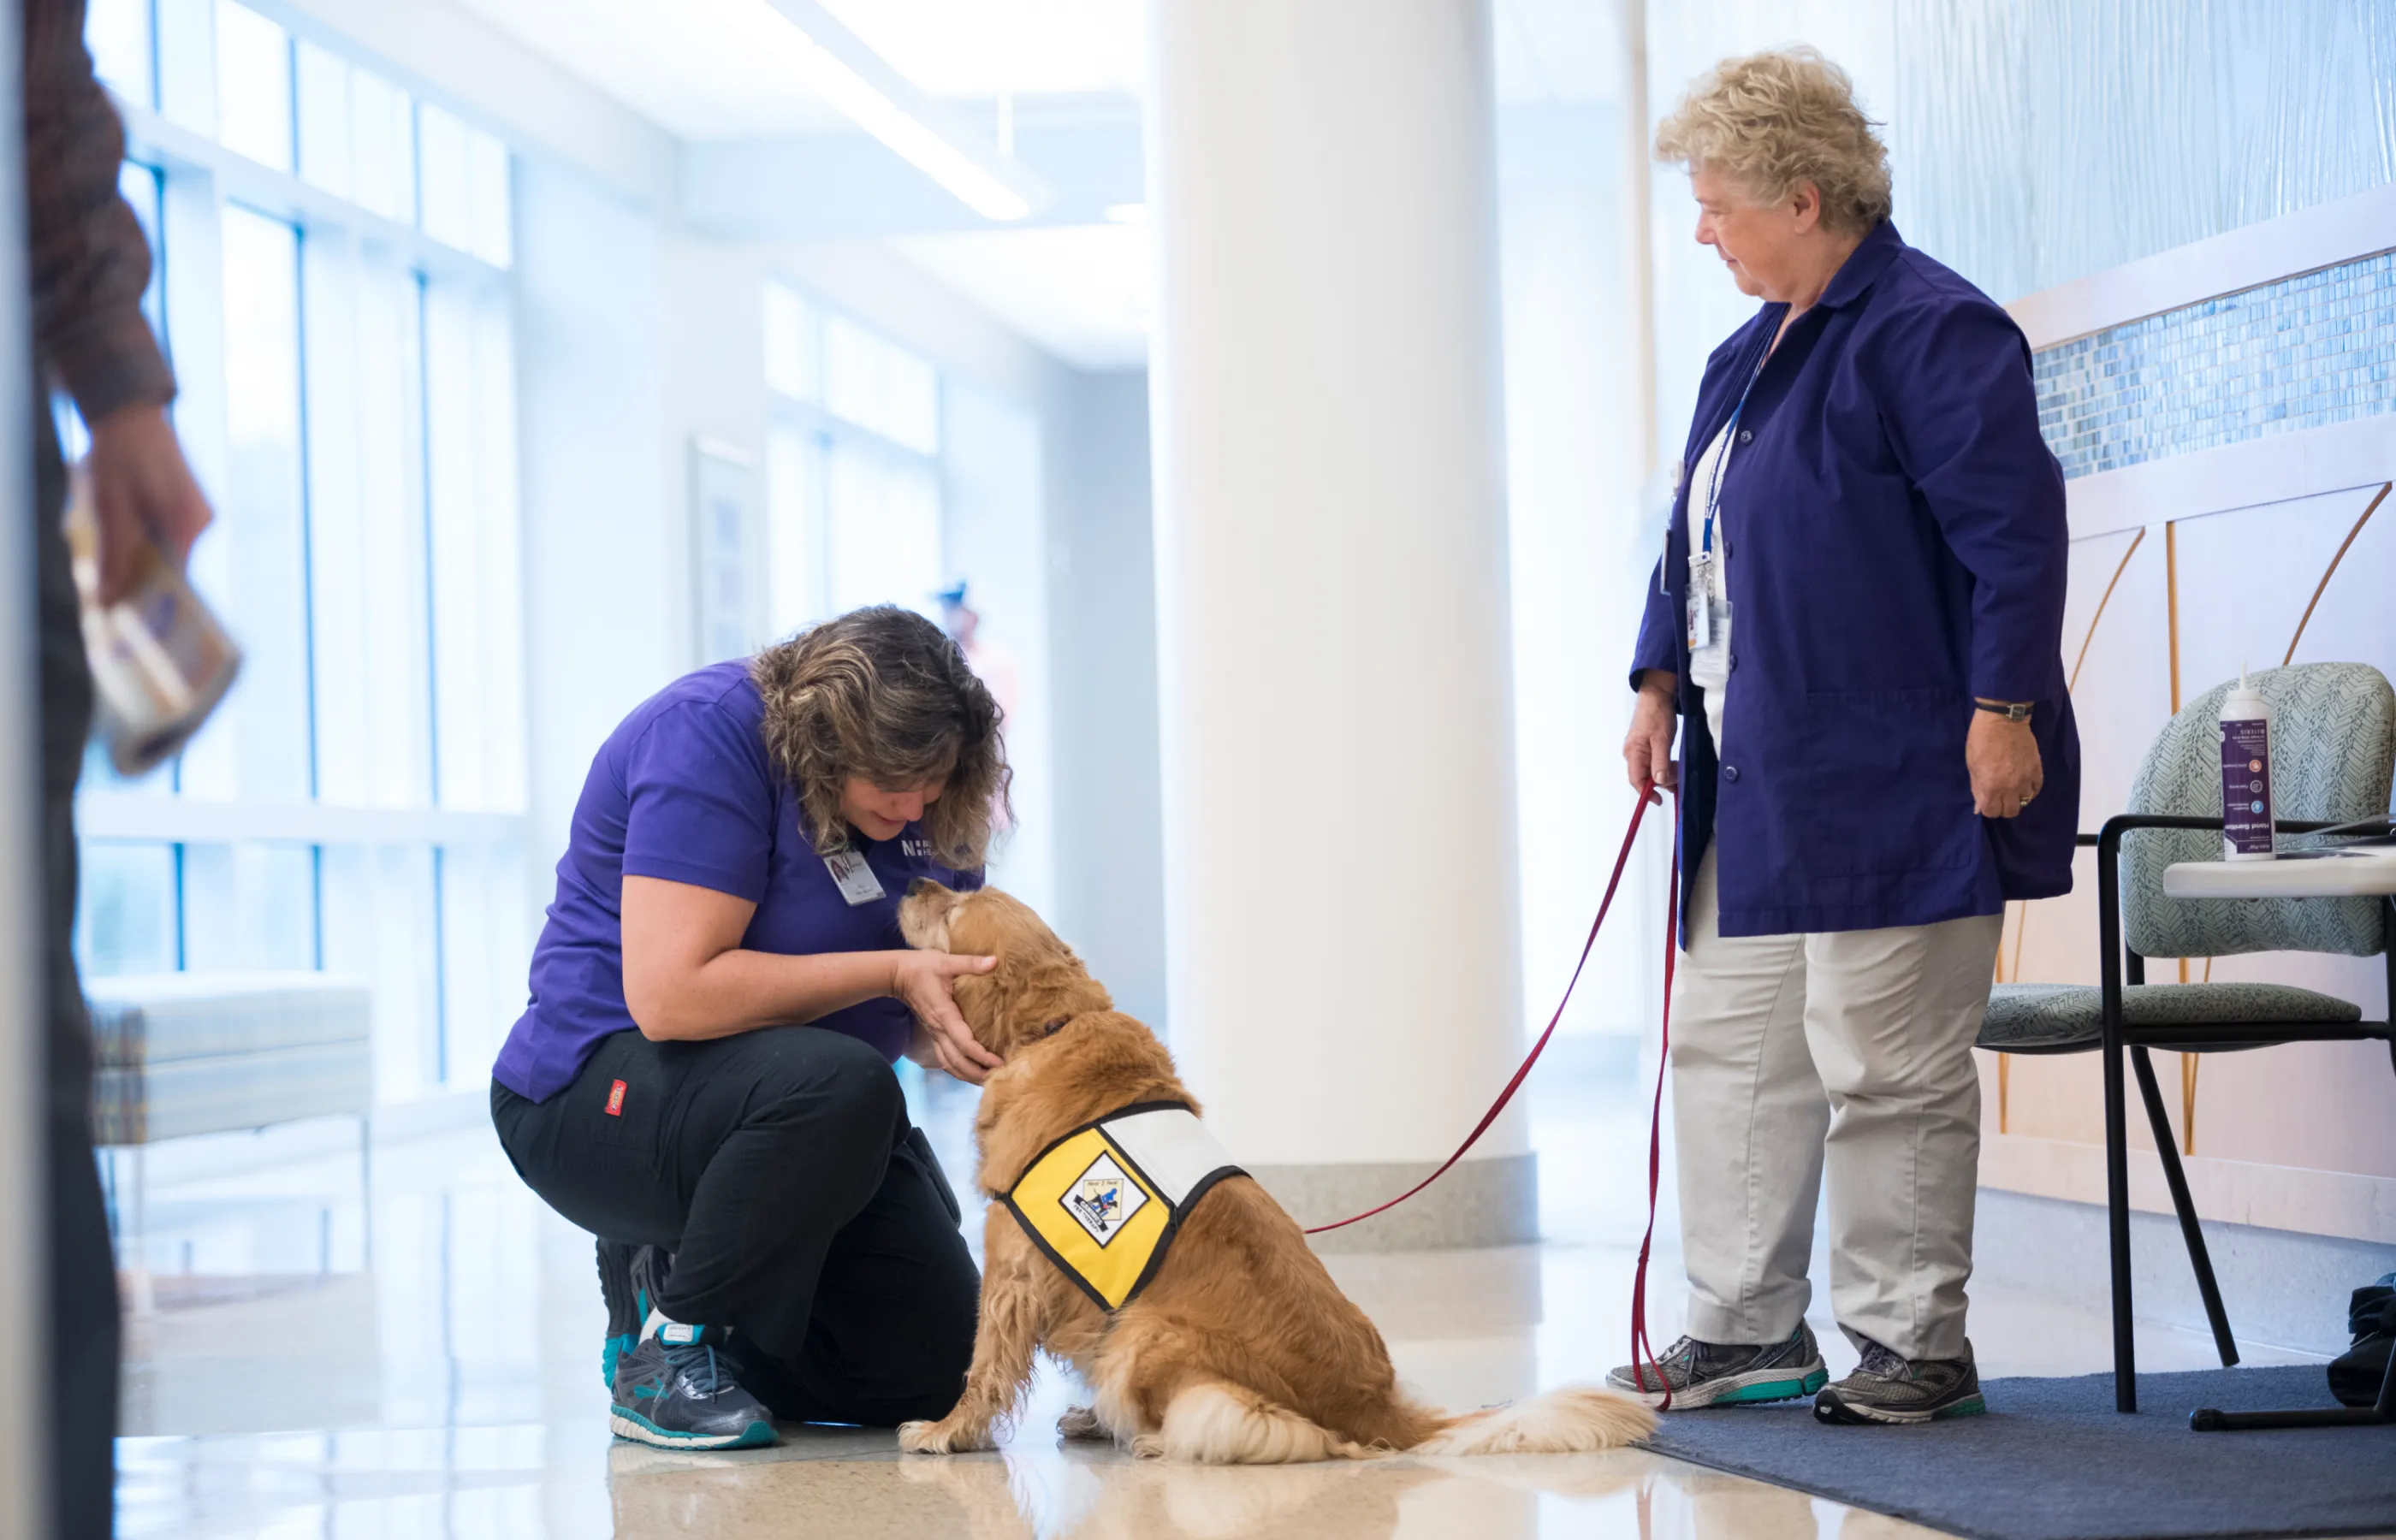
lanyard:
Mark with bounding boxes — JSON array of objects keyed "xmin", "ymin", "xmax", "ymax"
[
  {"xmin": 1698, "ymin": 339, "xmax": 1774, "ymax": 562},
  {"xmin": 1661, "ymin": 322, "xmax": 1779, "ymax": 598}
]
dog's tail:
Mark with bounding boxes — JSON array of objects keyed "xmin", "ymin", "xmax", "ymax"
[
  {"xmin": 1406, "ymin": 1385, "xmax": 1655, "ymax": 1456},
  {"xmin": 1148, "ymin": 1382, "xmax": 1385, "ymax": 1464}
]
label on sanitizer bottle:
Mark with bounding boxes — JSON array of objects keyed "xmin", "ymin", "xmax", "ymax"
[{"xmin": 2219, "ymin": 715, "xmax": 2274, "ymax": 859}]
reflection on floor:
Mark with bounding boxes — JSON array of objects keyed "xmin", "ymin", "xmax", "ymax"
[{"xmin": 114, "ymin": 1063, "xmax": 2322, "ymax": 1539}]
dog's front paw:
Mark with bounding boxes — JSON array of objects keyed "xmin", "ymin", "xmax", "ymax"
[
  {"xmin": 1057, "ymin": 1404, "xmax": 1106, "ymax": 1442},
  {"xmin": 898, "ymin": 1417, "xmax": 994, "ymax": 1454}
]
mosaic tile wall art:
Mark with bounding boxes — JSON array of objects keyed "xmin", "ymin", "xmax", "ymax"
[{"xmin": 2032, "ymin": 250, "xmax": 2396, "ymax": 479}]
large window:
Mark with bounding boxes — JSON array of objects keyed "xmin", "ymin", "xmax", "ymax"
[
  {"xmin": 73, "ymin": 1, "xmax": 526, "ymax": 1100},
  {"xmin": 757, "ymin": 281, "xmax": 947, "ymax": 647}
]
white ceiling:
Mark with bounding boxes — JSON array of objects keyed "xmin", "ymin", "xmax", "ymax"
[
  {"xmin": 451, "ymin": 0, "xmax": 849, "ymax": 139},
  {"xmin": 451, "ymin": 0, "xmax": 1141, "ymax": 139},
  {"xmin": 454, "ymin": 0, "xmax": 1621, "ymax": 369},
  {"xmin": 816, "ymin": 0, "xmax": 1142, "ymax": 99},
  {"xmin": 455, "ymin": 0, "xmax": 1613, "ymax": 128},
  {"xmin": 889, "ymin": 222, "xmax": 1150, "ymax": 370}
]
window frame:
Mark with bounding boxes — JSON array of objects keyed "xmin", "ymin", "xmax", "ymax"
[
  {"xmin": 74, "ymin": 10, "xmax": 529, "ymax": 1098},
  {"xmin": 79, "ymin": 96, "xmax": 519, "ymax": 853},
  {"xmin": 760, "ymin": 281, "xmax": 952, "ymax": 637}
]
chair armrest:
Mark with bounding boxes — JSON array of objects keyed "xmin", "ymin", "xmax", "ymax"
[{"xmin": 2091, "ymin": 816, "xmax": 2227, "ymax": 1022}]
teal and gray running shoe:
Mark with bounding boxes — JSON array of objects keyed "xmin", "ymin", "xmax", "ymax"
[
  {"xmin": 609, "ymin": 1320, "xmax": 777, "ymax": 1450},
  {"xmin": 1813, "ymin": 1338, "xmax": 1986, "ymax": 1424},
  {"xmin": 1605, "ymin": 1322, "xmax": 1828, "ymax": 1408}
]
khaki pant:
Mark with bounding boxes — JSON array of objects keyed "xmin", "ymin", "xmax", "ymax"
[{"xmin": 1671, "ymin": 847, "xmax": 2002, "ymax": 1361}]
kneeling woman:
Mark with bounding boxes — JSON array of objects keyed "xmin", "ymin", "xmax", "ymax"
[{"xmin": 490, "ymin": 606, "xmax": 1008, "ymax": 1449}]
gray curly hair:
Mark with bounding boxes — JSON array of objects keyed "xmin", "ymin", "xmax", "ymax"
[
  {"xmin": 1655, "ymin": 46, "xmax": 1892, "ymax": 235},
  {"xmin": 750, "ymin": 606, "xmax": 1011, "ymax": 869}
]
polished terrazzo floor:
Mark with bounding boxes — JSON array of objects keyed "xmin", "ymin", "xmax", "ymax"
[{"xmin": 109, "ymin": 1063, "xmax": 2322, "ymax": 1539}]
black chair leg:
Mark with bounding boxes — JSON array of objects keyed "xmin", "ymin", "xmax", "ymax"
[
  {"xmin": 2130, "ymin": 1046, "xmax": 2239, "ymax": 1367},
  {"xmin": 2104, "ymin": 1039, "xmax": 2137, "ymax": 1413}
]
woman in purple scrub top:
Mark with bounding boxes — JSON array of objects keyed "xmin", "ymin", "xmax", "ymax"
[{"xmin": 489, "ymin": 605, "xmax": 1008, "ymax": 1451}]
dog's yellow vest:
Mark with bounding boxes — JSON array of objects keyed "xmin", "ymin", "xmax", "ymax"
[{"xmin": 1004, "ymin": 1101, "xmax": 1245, "ymax": 1312}]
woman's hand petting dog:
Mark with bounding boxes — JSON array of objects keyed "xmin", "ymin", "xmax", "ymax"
[{"xmin": 893, "ymin": 950, "xmax": 1003, "ymax": 1084}]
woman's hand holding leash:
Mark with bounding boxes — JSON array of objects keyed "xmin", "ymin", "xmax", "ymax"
[
  {"xmin": 1625, "ymin": 672, "xmax": 1680, "ymax": 803},
  {"xmin": 897, "ymin": 952, "xmax": 1004, "ymax": 1084}
]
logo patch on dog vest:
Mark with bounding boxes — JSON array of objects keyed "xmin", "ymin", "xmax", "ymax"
[
  {"xmin": 1062, "ymin": 1150, "xmax": 1147, "ymax": 1243},
  {"xmin": 1005, "ymin": 1102, "xmax": 1243, "ymax": 1312}
]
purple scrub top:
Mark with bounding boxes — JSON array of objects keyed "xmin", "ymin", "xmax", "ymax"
[{"xmin": 492, "ymin": 660, "xmax": 983, "ymax": 1102}]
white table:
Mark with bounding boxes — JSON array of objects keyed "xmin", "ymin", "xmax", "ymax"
[{"xmin": 2162, "ymin": 845, "xmax": 2396, "ymax": 898}]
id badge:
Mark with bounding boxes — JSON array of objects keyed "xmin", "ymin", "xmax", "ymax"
[
  {"xmin": 823, "ymin": 849, "xmax": 887, "ymax": 907},
  {"xmin": 1686, "ymin": 551, "xmax": 1714, "ymax": 649}
]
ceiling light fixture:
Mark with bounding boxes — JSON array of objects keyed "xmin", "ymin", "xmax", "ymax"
[{"xmin": 761, "ymin": 0, "xmax": 1037, "ymax": 222}]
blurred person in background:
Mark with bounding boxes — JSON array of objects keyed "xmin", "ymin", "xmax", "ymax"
[
  {"xmin": 24, "ymin": 0, "xmax": 217, "ymax": 1532},
  {"xmin": 935, "ymin": 579, "xmax": 1019, "ymax": 721}
]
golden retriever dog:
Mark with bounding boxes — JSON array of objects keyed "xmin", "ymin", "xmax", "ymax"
[{"xmin": 893, "ymin": 881, "xmax": 1655, "ymax": 1465}]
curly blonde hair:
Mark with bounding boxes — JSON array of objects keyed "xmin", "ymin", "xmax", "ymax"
[
  {"xmin": 1654, "ymin": 46, "xmax": 1890, "ymax": 235},
  {"xmin": 750, "ymin": 606, "xmax": 1011, "ymax": 869}
]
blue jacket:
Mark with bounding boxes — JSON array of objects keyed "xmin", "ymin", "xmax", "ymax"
[{"xmin": 1631, "ymin": 222, "xmax": 2079, "ymax": 939}]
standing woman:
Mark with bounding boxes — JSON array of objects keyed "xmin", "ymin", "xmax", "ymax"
[
  {"xmin": 1608, "ymin": 49, "xmax": 2078, "ymax": 1424},
  {"xmin": 491, "ymin": 606, "xmax": 1009, "ymax": 1449}
]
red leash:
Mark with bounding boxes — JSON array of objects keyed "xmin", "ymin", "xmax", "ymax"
[
  {"xmin": 1628, "ymin": 839, "xmax": 1680, "ymax": 1407},
  {"xmin": 1304, "ymin": 787, "xmax": 1671, "ymax": 1251}
]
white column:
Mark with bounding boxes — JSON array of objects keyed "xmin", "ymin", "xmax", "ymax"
[{"xmin": 1147, "ymin": 0, "xmax": 1527, "ymax": 1248}]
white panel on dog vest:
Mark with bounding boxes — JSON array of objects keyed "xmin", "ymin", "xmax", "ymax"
[{"xmin": 1101, "ymin": 1106, "xmax": 1237, "ymax": 1205}]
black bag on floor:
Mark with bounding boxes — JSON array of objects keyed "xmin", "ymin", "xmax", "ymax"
[{"xmin": 2328, "ymin": 1272, "xmax": 2393, "ymax": 1409}]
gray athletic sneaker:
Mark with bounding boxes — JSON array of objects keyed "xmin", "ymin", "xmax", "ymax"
[
  {"xmin": 610, "ymin": 1320, "xmax": 778, "ymax": 1450},
  {"xmin": 1812, "ymin": 1338, "xmax": 1986, "ymax": 1424},
  {"xmin": 1605, "ymin": 1322, "xmax": 1828, "ymax": 1408}
]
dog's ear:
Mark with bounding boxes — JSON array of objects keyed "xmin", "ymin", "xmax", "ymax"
[
  {"xmin": 1005, "ymin": 955, "xmax": 1112, "ymax": 1046},
  {"xmin": 947, "ymin": 962, "xmax": 1013, "ymax": 1052},
  {"xmin": 958, "ymin": 962, "xmax": 1041, "ymax": 1058},
  {"xmin": 952, "ymin": 951, "xmax": 1106, "ymax": 1058}
]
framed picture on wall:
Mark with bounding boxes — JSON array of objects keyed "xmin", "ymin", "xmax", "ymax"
[{"xmin": 690, "ymin": 437, "xmax": 766, "ymax": 666}]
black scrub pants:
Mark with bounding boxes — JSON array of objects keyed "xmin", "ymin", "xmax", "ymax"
[
  {"xmin": 489, "ymin": 1024, "xmax": 979, "ymax": 1426},
  {"xmin": 36, "ymin": 403, "xmax": 119, "ymax": 1540}
]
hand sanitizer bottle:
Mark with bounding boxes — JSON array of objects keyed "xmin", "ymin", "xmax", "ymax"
[{"xmin": 2218, "ymin": 666, "xmax": 2274, "ymax": 862}]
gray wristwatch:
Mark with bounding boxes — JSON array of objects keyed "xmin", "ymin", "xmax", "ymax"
[{"xmin": 1974, "ymin": 699, "xmax": 2034, "ymax": 724}]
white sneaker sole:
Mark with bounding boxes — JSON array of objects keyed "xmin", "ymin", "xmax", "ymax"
[
  {"xmin": 1812, "ymin": 1386, "xmax": 1986, "ymax": 1424},
  {"xmin": 609, "ymin": 1409, "xmax": 778, "ymax": 1449},
  {"xmin": 1608, "ymin": 1360, "xmax": 1830, "ymax": 1410}
]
